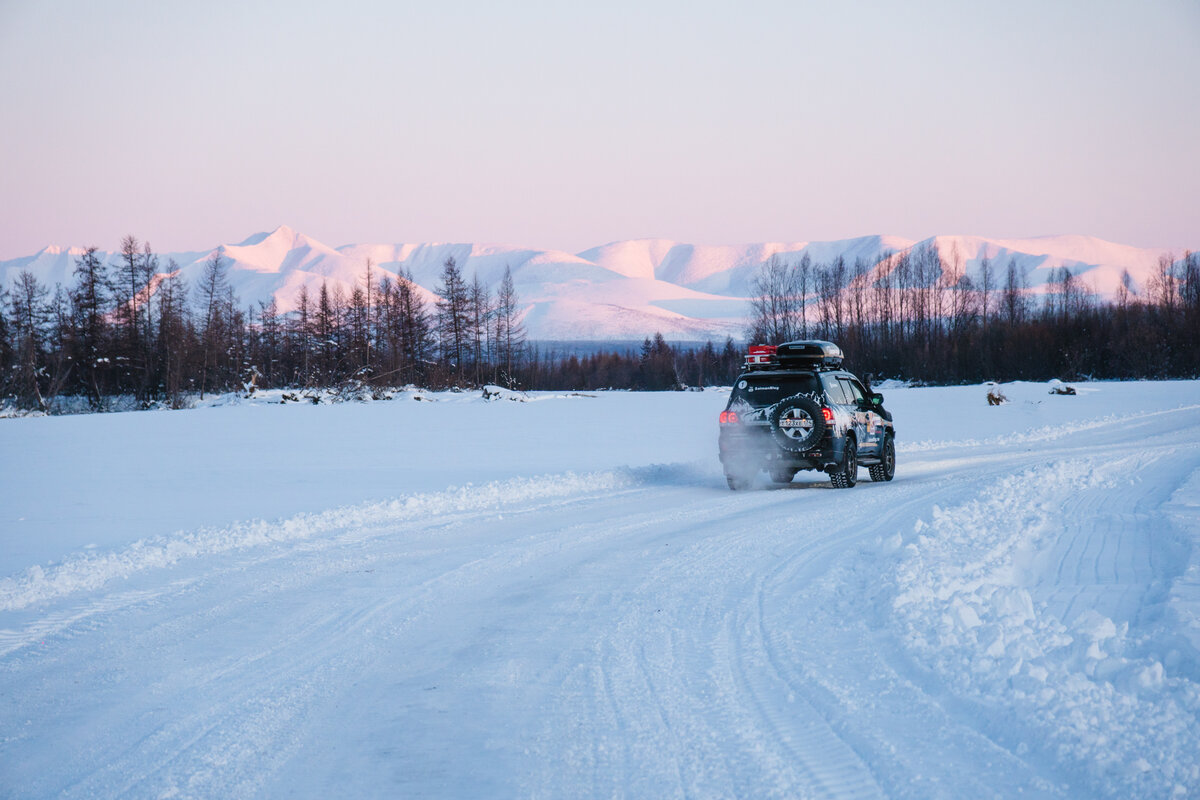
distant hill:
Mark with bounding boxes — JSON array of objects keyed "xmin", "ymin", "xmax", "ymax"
[{"xmin": 1, "ymin": 226, "xmax": 1186, "ymax": 341}]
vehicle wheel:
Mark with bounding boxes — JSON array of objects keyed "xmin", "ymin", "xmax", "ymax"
[
  {"xmin": 768, "ymin": 394, "xmax": 827, "ymax": 452},
  {"xmin": 726, "ymin": 471, "xmax": 753, "ymax": 491},
  {"xmin": 769, "ymin": 468, "xmax": 795, "ymax": 485},
  {"xmin": 830, "ymin": 438, "xmax": 857, "ymax": 488},
  {"xmin": 869, "ymin": 436, "xmax": 895, "ymax": 482}
]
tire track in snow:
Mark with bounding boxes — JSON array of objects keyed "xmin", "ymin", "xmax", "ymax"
[
  {"xmin": 533, "ymin": 472, "xmax": 1012, "ymax": 799},
  {"xmin": 745, "ymin": 471, "xmax": 1073, "ymax": 799},
  {"xmin": 527, "ymin": 444, "xmax": 1117, "ymax": 799},
  {"xmin": 48, "ymin": 561, "xmax": 457, "ymax": 798},
  {"xmin": 523, "ymin": 489, "xmax": 871, "ymax": 798},
  {"xmin": 1037, "ymin": 447, "xmax": 1188, "ymax": 628},
  {"xmin": 8, "ymin": 475, "xmax": 783, "ymax": 798}
]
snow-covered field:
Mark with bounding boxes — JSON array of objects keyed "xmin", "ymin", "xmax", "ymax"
[{"xmin": 2, "ymin": 380, "xmax": 1199, "ymax": 798}]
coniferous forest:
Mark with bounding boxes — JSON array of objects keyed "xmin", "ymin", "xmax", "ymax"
[{"xmin": 1, "ymin": 236, "xmax": 1197, "ymax": 413}]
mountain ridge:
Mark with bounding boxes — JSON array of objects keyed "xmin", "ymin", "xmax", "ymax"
[{"xmin": 1, "ymin": 227, "xmax": 1189, "ymax": 341}]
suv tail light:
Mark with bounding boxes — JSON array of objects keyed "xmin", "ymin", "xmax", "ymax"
[
  {"xmin": 822, "ymin": 407, "xmax": 833, "ymax": 422},
  {"xmin": 719, "ymin": 411, "xmax": 739, "ymax": 424}
]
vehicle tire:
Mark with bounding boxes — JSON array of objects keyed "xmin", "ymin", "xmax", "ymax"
[
  {"xmin": 830, "ymin": 437, "xmax": 857, "ymax": 488},
  {"xmin": 769, "ymin": 394, "xmax": 826, "ymax": 452},
  {"xmin": 869, "ymin": 436, "xmax": 895, "ymax": 482},
  {"xmin": 769, "ymin": 468, "xmax": 795, "ymax": 485}
]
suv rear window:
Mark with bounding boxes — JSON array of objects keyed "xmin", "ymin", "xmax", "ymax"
[{"xmin": 731, "ymin": 373, "xmax": 821, "ymax": 408}]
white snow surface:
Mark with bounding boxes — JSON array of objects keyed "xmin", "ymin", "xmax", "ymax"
[{"xmin": 2, "ymin": 380, "xmax": 1199, "ymax": 798}]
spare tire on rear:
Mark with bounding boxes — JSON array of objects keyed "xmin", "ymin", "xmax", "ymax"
[{"xmin": 769, "ymin": 394, "xmax": 826, "ymax": 452}]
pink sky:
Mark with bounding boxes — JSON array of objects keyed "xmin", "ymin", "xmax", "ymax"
[{"xmin": 0, "ymin": 1, "xmax": 1197, "ymax": 258}]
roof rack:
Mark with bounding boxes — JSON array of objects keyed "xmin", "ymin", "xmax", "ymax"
[{"xmin": 744, "ymin": 340, "xmax": 843, "ymax": 370}]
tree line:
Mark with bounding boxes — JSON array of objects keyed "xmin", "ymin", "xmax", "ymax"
[
  {"xmin": 0, "ymin": 238, "xmax": 747, "ymax": 411},
  {"xmin": 3, "ymin": 237, "xmax": 1196, "ymax": 411},
  {"xmin": 747, "ymin": 244, "xmax": 1200, "ymax": 384},
  {"xmin": 526, "ymin": 334, "xmax": 746, "ymax": 393}
]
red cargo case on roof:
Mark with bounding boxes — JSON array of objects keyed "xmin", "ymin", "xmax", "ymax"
[{"xmin": 744, "ymin": 344, "xmax": 778, "ymax": 369}]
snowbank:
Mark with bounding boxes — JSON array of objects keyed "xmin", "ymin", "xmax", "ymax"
[{"xmin": 887, "ymin": 455, "xmax": 1200, "ymax": 797}]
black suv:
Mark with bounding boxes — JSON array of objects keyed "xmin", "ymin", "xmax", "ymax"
[{"xmin": 718, "ymin": 341, "xmax": 895, "ymax": 489}]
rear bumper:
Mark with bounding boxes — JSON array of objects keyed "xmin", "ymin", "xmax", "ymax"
[{"xmin": 718, "ymin": 425, "xmax": 839, "ymax": 472}]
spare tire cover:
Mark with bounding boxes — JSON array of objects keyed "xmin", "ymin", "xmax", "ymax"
[{"xmin": 769, "ymin": 394, "xmax": 826, "ymax": 452}]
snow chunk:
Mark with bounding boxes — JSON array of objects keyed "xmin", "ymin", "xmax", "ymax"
[{"xmin": 1073, "ymin": 610, "xmax": 1118, "ymax": 642}]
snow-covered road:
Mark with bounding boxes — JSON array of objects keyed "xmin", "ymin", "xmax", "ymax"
[{"xmin": 2, "ymin": 383, "xmax": 1198, "ymax": 798}]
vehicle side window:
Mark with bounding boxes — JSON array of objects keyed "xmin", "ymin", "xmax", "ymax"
[
  {"xmin": 840, "ymin": 378, "xmax": 866, "ymax": 407},
  {"xmin": 821, "ymin": 375, "xmax": 849, "ymax": 404}
]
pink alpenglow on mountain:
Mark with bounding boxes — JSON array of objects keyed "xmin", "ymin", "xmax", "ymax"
[{"xmin": 1, "ymin": 227, "xmax": 1188, "ymax": 341}]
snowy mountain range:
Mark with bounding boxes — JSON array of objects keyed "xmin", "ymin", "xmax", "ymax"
[{"xmin": 0, "ymin": 227, "xmax": 1185, "ymax": 341}]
